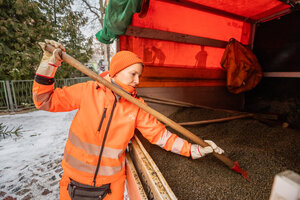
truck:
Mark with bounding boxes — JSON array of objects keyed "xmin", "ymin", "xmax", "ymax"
[{"xmin": 97, "ymin": 0, "xmax": 300, "ymax": 199}]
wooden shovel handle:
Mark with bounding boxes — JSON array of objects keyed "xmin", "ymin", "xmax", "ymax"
[{"xmin": 45, "ymin": 44, "xmax": 235, "ymax": 169}]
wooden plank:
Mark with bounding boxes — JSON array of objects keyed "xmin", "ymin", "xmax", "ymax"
[
  {"xmin": 141, "ymin": 66, "xmax": 226, "ymax": 79},
  {"xmin": 136, "ymin": 86, "xmax": 245, "ymax": 111},
  {"xmin": 141, "ymin": 95, "xmax": 278, "ymax": 120},
  {"xmin": 138, "ymin": 66, "xmax": 227, "ymax": 87},
  {"xmin": 125, "ymin": 26, "xmax": 228, "ymax": 48},
  {"xmin": 129, "ymin": 135, "xmax": 178, "ymax": 199},
  {"xmin": 176, "ymin": 114, "xmax": 253, "ymax": 126},
  {"xmin": 139, "ymin": 79, "xmax": 226, "ymax": 87},
  {"xmin": 263, "ymin": 72, "xmax": 300, "ymax": 78}
]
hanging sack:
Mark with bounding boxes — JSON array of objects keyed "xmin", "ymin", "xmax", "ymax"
[
  {"xmin": 220, "ymin": 38, "xmax": 263, "ymax": 94},
  {"xmin": 68, "ymin": 179, "xmax": 111, "ymax": 200}
]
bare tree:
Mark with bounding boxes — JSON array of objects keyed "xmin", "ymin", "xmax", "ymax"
[
  {"xmin": 81, "ymin": 0, "xmax": 106, "ymax": 27},
  {"xmin": 80, "ymin": 0, "xmax": 111, "ymax": 71}
]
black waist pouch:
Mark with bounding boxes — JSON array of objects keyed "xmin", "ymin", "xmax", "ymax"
[{"xmin": 68, "ymin": 179, "xmax": 111, "ymax": 200}]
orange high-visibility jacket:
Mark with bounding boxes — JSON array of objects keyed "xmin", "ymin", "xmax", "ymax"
[{"xmin": 32, "ymin": 75, "xmax": 191, "ymax": 186}]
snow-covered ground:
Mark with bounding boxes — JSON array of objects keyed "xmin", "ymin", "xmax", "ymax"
[
  {"xmin": 0, "ymin": 110, "xmax": 130, "ymax": 200},
  {"xmin": 0, "ymin": 110, "xmax": 76, "ymax": 199}
]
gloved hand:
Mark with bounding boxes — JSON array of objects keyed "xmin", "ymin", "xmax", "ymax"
[
  {"xmin": 36, "ymin": 39, "xmax": 65, "ymax": 78},
  {"xmin": 191, "ymin": 140, "xmax": 224, "ymax": 159}
]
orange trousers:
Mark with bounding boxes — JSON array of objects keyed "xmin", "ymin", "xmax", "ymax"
[{"xmin": 59, "ymin": 173, "xmax": 126, "ymax": 200}]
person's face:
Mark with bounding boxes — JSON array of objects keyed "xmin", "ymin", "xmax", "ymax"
[{"xmin": 114, "ymin": 63, "xmax": 143, "ymax": 88}]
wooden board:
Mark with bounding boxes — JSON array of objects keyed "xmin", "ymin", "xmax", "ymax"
[
  {"xmin": 139, "ymin": 66, "xmax": 226, "ymax": 87},
  {"xmin": 125, "ymin": 26, "xmax": 228, "ymax": 48},
  {"xmin": 137, "ymin": 86, "xmax": 244, "ymax": 112}
]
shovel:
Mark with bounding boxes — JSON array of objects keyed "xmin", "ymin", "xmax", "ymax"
[{"xmin": 44, "ymin": 44, "xmax": 249, "ymax": 181}]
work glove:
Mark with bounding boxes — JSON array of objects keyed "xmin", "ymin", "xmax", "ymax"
[
  {"xmin": 191, "ymin": 140, "xmax": 224, "ymax": 159},
  {"xmin": 36, "ymin": 39, "xmax": 65, "ymax": 78}
]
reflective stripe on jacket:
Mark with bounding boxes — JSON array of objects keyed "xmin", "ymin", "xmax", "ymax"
[{"xmin": 32, "ymin": 75, "xmax": 191, "ymax": 186}]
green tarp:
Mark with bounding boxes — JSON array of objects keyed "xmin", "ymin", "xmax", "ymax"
[{"xmin": 96, "ymin": 0, "xmax": 142, "ymax": 44}]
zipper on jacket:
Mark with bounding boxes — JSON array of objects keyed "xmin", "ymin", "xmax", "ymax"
[
  {"xmin": 97, "ymin": 108, "xmax": 107, "ymax": 132},
  {"xmin": 93, "ymin": 97, "xmax": 117, "ymax": 187}
]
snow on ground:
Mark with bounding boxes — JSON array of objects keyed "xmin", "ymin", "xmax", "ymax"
[
  {"xmin": 0, "ymin": 110, "xmax": 76, "ymax": 199},
  {"xmin": 0, "ymin": 110, "xmax": 130, "ymax": 200}
]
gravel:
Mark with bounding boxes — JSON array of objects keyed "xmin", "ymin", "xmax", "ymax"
[{"xmin": 137, "ymin": 108, "xmax": 300, "ymax": 200}]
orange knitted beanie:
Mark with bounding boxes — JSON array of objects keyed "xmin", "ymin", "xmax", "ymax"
[{"xmin": 109, "ymin": 51, "xmax": 144, "ymax": 77}]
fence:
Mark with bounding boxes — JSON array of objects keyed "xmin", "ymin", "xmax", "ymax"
[{"xmin": 0, "ymin": 77, "xmax": 91, "ymax": 111}]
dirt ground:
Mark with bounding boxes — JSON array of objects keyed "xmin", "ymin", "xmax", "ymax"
[{"xmin": 137, "ymin": 107, "xmax": 300, "ymax": 200}]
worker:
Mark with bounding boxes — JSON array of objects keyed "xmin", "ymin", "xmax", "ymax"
[{"xmin": 33, "ymin": 40, "xmax": 224, "ymax": 200}]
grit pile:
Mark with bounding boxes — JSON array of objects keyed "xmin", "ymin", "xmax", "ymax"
[{"xmin": 137, "ymin": 107, "xmax": 300, "ymax": 200}]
